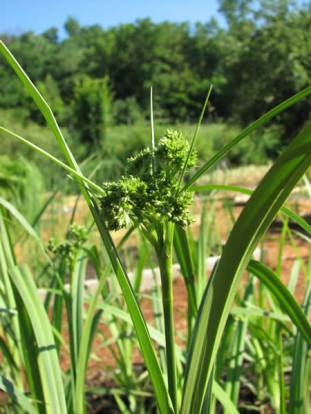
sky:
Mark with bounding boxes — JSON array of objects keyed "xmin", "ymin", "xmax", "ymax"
[{"xmin": 1, "ymin": 0, "xmax": 222, "ymax": 37}]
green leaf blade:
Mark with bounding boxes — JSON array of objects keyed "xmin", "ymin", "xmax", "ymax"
[
  {"xmin": 185, "ymin": 86, "xmax": 311, "ymax": 188},
  {"xmin": 181, "ymin": 122, "xmax": 311, "ymax": 414},
  {"xmin": 10, "ymin": 266, "xmax": 67, "ymax": 414}
]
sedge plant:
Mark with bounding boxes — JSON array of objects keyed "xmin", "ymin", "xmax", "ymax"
[
  {"xmin": 0, "ymin": 39, "xmax": 311, "ymax": 414},
  {"xmin": 99, "ymin": 129, "xmax": 197, "ymax": 411}
]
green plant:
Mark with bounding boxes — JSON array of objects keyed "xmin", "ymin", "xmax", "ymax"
[
  {"xmin": 112, "ymin": 96, "xmax": 144, "ymax": 125},
  {"xmin": 73, "ymin": 76, "xmax": 111, "ymax": 149},
  {"xmin": 0, "ymin": 155, "xmax": 44, "ymax": 222},
  {"xmin": 0, "ymin": 40, "xmax": 310, "ymax": 414}
]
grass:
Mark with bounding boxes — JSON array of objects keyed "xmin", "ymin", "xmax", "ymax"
[
  {"xmin": 0, "ymin": 106, "xmax": 244, "ymax": 186},
  {"xmin": 0, "ymin": 39, "xmax": 310, "ymax": 414}
]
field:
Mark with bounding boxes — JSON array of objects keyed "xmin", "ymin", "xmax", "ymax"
[
  {"xmin": 0, "ymin": 108, "xmax": 255, "ymax": 191},
  {"xmin": 0, "ymin": 38, "xmax": 310, "ymax": 414}
]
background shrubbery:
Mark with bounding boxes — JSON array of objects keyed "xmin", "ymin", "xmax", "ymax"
[{"xmin": 0, "ymin": 0, "xmax": 310, "ymax": 190}]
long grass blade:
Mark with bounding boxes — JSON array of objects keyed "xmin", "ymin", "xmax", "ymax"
[
  {"xmin": 289, "ymin": 282, "xmax": 311, "ymax": 413},
  {"xmin": 0, "ymin": 41, "xmax": 173, "ymax": 414},
  {"xmin": 178, "ymin": 85, "xmax": 212, "ymax": 187},
  {"xmin": 191, "ymin": 184, "xmax": 311, "ymax": 236},
  {"xmin": 75, "ymin": 265, "xmax": 107, "ymax": 414},
  {"xmin": 0, "ymin": 127, "xmax": 103, "ymax": 195},
  {"xmin": 184, "ymin": 85, "xmax": 311, "ymax": 189},
  {"xmin": 0, "ymin": 375, "xmax": 38, "ymax": 414},
  {"xmin": 181, "ymin": 121, "xmax": 311, "ymax": 413},
  {"xmin": 173, "ymin": 226, "xmax": 197, "ymax": 336},
  {"xmin": 0, "ymin": 211, "xmax": 25, "ymax": 388},
  {"xmin": 248, "ymin": 260, "xmax": 311, "ymax": 344},
  {"xmin": 0, "ymin": 41, "xmax": 79, "ymax": 171},
  {"xmin": 101, "ymin": 303, "xmax": 240, "ymax": 413},
  {"xmin": 212, "ymin": 381, "xmax": 239, "ymax": 414},
  {"xmin": 10, "ymin": 266, "xmax": 67, "ymax": 414},
  {"xmin": 71, "ymin": 253, "xmax": 87, "ymax": 369},
  {"xmin": 0, "ymin": 197, "xmax": 46, "ymax": 250}
]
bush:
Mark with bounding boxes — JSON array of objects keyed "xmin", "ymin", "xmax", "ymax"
[
  {"xmin": 112, "ymin": 96, "xmax": 144, "ymax": 125},
  {"xmin": 0, "ymin": 155, "xmax": 44, "ymax": 221},
  {"xmin": 73, "ymin": 76, "xmax": 112, "ymax": 149},
  {"xmin": 228, "ymin": 124, "xmax": 284, "ymax": 165}
]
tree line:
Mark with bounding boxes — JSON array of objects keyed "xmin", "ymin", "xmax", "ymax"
[{"xmin": 0, "ymin": 0, "xmax": 310, "ymax": 154}]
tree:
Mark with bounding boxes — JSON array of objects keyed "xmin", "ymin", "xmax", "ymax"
[
  {"xmin": 43, "ymin": 27, "xmax": 59, "ymax": 44},
  {"xmin": 218, "ymin": 0, "xmax": 254, "ymax": 26},
  {"xmin": 0, "ymin": 2, "xmax": 310, "ymax": 158},
  {"xmin": 73, "ymin": 76, "xmax": 111, "ymax": 149},
  {"xmin": 112, "ymin": 97, "xmax": 143, "ymax": 125},
  {"xmin": 222, "ymin": 4, "xmax": 311, "ymax": 149},
  {"xmin": 37, "ymin": 74, "xmax": 65, "ymax": 121},
  {"xmin": 64, "ymin": 17, "xmax": 80, "ymax": 37}
]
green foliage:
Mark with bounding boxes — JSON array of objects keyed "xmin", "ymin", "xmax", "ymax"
[
  {"xmin": 47, "ymin": 224, "xmax": 88, "ymax": 264},
  {"xmin": 0, "ymin": 155, "xmax": 43, "ymax": 221},
  {"xmin": 100, "ymin": 130, "xmax": 195, "ymax": 230},
  {"xmin": 37, "ymin": 74, "xmax": 66, "ymax": 122},
  {"xmin": 73, "ymin": 76, "xmax": 111, "ymax": 148},
  {"xmin": 0, "ymin": 20, "xmax": 311, "ymax": 414},
  {"xmin": 0, "ymin": 109, "xmax": 74, "ymax": 190},
  {"xmin": 0, "ymin": 0, "xmax": 309, "ymax": 149},
  {"xmin": 219, "ymin": 0, "xmax": 254, "ymax": 25},
  {"xmin": 229, "ymin": 124, "xmax": 284, "ymax": 163},
  {"xmin": 223, "ymin": 2, "xmax": 311, "ymax": 143},
  {"xmin": 93, "ymin": 123, "xmax": 244, "ymax": 184},
  {"xmin": 112, "ymin": 96, "xmax": 144, "ymax": 125},
  {"xmin": 42, "ymin": 27, "xmax": 59, "ymax": 44},
  {"xmin": 64, "ymin": 17, "xmax": 81, "ymax": 37}
]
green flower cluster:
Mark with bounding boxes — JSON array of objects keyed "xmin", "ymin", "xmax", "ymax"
[
  {"xmin": 47, "ymin": 224, "xmax": 88, "ymax": 263},
  {"xmin": 100, "ymin": 130, "xmax": 196, "ymax": 231}
]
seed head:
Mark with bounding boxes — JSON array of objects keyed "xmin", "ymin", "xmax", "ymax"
[
  {"xmin": 99, "ymin": 130, "xmax": 196, "ymax": 230},
  {"xmin": 47, "ymin": 224, "xmax": 88, "ymax": 263}
]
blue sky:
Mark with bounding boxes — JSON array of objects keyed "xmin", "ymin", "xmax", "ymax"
[{"xmin": 1, "ymin": 0, "xmax": 221, "ymax": 36}]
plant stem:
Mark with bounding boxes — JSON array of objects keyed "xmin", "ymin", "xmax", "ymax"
[{"xmin": 157, "ymin": 222, "xmax": 178, "ymax": 412}]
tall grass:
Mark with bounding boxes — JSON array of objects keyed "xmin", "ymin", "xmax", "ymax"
[{"xmin": 0, "ymin": 40, "xmax": 310, "ymax": 413}]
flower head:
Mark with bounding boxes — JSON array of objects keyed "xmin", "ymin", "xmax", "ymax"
[
  {"xmin": 47, "ymin": 224, "xmax": 88, "ymax": 263},
  {"xmin": 99, "ymin": 130, "xmax": 196, "ymax": 230}
]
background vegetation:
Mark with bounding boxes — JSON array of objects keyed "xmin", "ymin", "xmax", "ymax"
[
  {"xmin": 0, "ymin": 2, "xmax": 311, "ymax": 412},
  {"xmin": 0, "ymin": 0, "xmax": 310, "ymax": 190}
]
